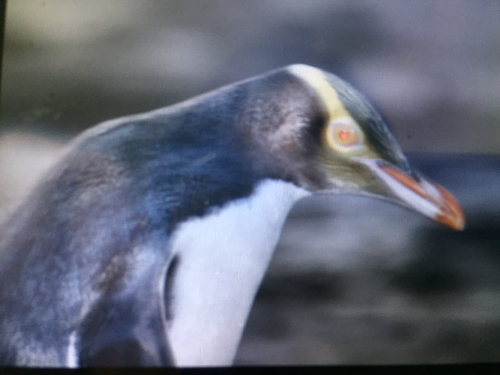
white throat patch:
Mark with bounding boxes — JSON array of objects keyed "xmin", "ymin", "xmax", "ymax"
[{"xmin": 166, "ymin": 179, "xmax": 309, "ymax": 366}]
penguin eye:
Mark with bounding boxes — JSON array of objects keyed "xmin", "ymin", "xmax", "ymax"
[{"xmin": 330, "ymin": 122, "xmax": 361, "ymax": 148}]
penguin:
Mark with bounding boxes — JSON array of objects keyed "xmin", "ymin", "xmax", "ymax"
[{"xmin": 0, "ymin": 64, "xmax": 464, "ymax": 367}]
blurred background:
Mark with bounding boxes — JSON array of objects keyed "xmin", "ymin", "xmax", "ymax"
[{"xmin": 1, "ymin": 0, "xmax": 500, "ymax": 365}]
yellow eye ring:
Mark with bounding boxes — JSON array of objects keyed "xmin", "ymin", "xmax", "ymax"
[{"xmin": 331, "ymin": 123, "xmax": 360, "ymax": 147}]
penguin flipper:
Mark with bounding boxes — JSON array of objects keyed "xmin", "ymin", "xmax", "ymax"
[
  {"xmin": 77, "ymin": 294, "xmax": 173, "ymax": 366},
  {"xmin": 76, "ymin": 247, "xmax": 174, "ymax": 367},
  {"xmin": 77, "ymin": 284, "xmax": 173, "ymax": 367}
]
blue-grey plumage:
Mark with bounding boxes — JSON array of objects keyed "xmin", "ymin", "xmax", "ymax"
[{"xmin": 0, "ymin": 64, "xmax": 464, "ymax": 367}]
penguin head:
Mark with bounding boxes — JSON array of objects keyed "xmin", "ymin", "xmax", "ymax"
[
  {"xmin": 241, "ymin": 64, "xmax": 464, "ymax": 230},
  {"xmin": 73, "ymin": 64, "xmax": 464, "ymax": 231}
]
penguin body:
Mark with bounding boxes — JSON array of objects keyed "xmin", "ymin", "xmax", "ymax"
[{"xmin": 0, "ymin": 65, "xmax": 464, "ymax": 367}]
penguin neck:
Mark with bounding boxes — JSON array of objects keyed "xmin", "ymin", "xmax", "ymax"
[{"xmin": 166, "ymin": 179, "xmax": 309, "ymax": 366}]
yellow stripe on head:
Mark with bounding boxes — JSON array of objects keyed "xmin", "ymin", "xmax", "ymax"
[
  {"xmin": 288, "ymin": 64, "xmax": 371, "ymax": 156},
  {"xmin": 287, "ymin": 64, "xmax": 351, "ymax": 121}
]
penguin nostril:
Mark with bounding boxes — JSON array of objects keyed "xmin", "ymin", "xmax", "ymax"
[{"xmin": 164, "ymin": 255, "xmax": 180, "ymax": 323}]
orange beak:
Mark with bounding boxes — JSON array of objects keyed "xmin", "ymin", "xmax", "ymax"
[
  {"xmin": 379, "ymin": 165, "xmax": 465, "ymax": 230},
  {"xmin": 358, "ymin": 159, "xmax": 465, "ymax": 231}
]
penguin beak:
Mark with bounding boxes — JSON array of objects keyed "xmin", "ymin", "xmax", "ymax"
[{"xmin": 358, "ymin": 159, "xmax": 465, "ymax": 231}]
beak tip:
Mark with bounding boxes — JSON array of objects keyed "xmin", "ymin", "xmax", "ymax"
[
  {"xmin": 434, "ymin": 184, "xmax": 466, "ymax": 231},
  {"xmin": 436, "ymin": 212, "xmax": 465, "ymax": 231}
]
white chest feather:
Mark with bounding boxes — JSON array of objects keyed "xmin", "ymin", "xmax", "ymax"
[{"xmin": 166, "ymin": 179, "xmax": 309, "ymax": 366}]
